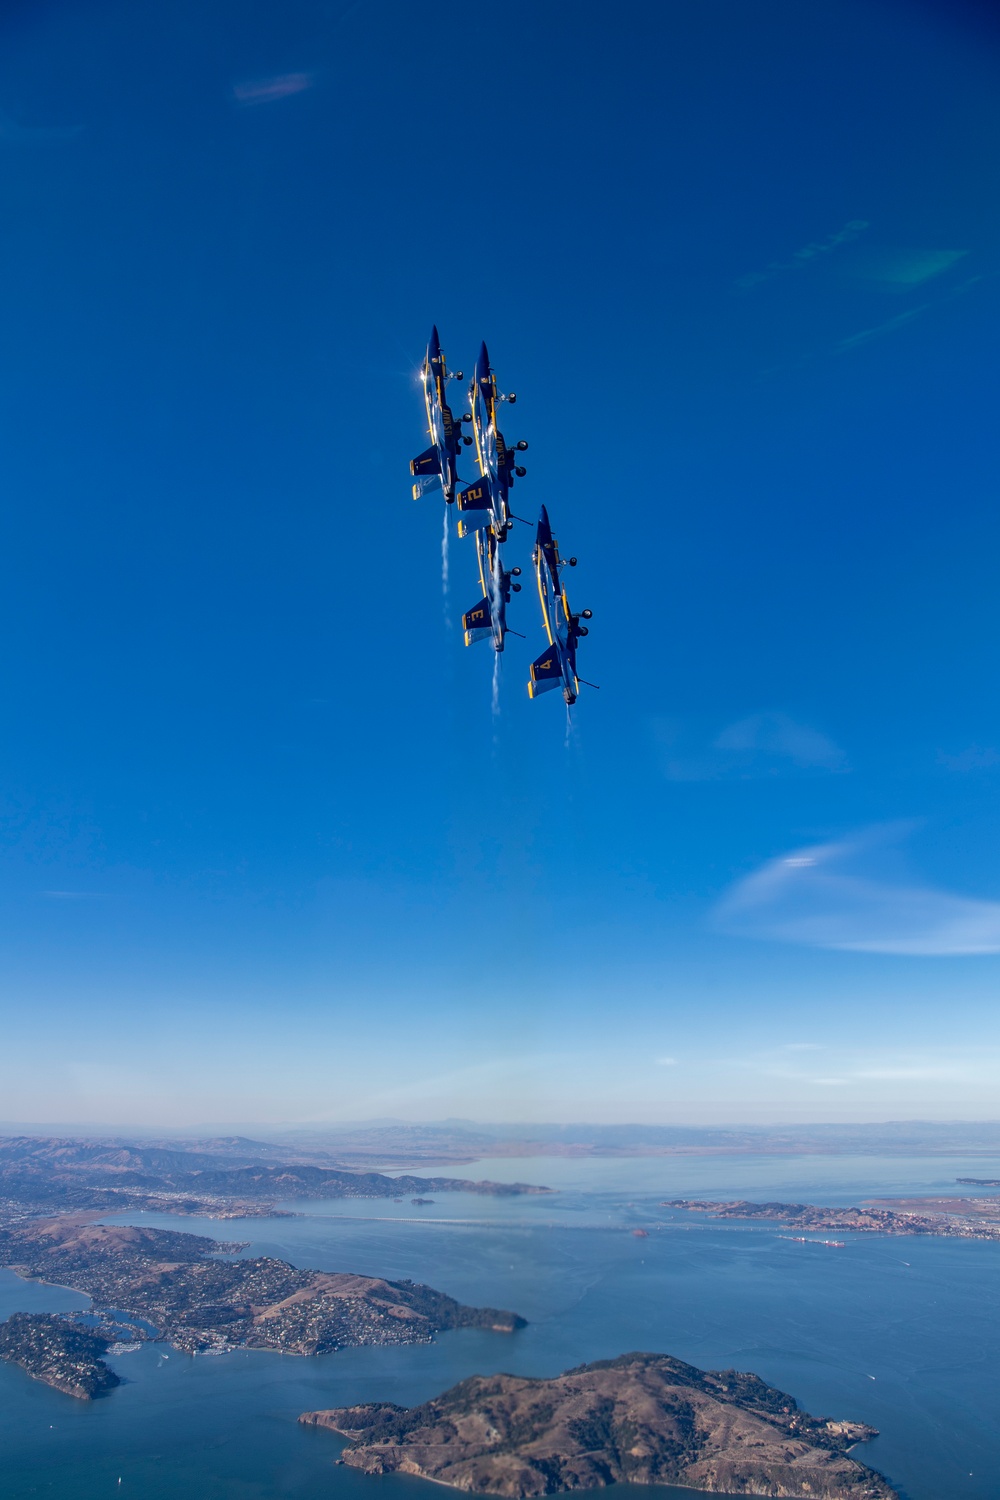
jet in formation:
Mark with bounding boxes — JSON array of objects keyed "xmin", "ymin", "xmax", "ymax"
[
  {"xmin": 409, "ymin": 326, "xmax": 470, "ymax": 506},
  {"xmin": 462, "ymin": 526, "xmax": 522, "ymax": 651},
  {"xmin": 412, "ymin": 328, "xmax": 594, "ymax": 704},
  {"xmin": 455, "ymin": 341, "xmax": 527, "ymax": 544},
  {"xmin": 527, "ymin": 504, "xmax": 592, "ymax": 705}
]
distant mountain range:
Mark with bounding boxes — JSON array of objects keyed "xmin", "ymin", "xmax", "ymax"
[
  {"xmin": 0, "ymin": 1134, "xmax": 550, "ymax": 1223},
  {"xmin": 246, "ymin": 1118, "xmax": 1000, "ymax": 1161},
  {"xmin": 4, "ymin": 1120, "xmax": 1000, "ymax": 1181}
]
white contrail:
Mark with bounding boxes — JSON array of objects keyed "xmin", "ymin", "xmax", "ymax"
[
  {"xmin": 492, "ymin": 651, "xmax": 501, "ymax": 719},
  {"xmin": 565, "ymin": 704, "xmax": 574, "ymax": 749}
]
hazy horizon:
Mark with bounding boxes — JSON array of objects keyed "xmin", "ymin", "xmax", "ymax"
[{"xmin": 7, "ymin": 1114, "xmax": 1000, "ymax": 1137}]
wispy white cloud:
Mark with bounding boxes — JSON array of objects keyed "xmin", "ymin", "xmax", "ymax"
[
  {"xmin": 836, "ymin": 303, "xmax": 932, "ymax": 351},
  {"xmin": 938, "ymin": 744, "xmax": 1000, "ymax": 773},
  {"xmin": 40, "ymin": 890, "xmax": 107, "ymax": 900},
  {"xmin": 853, "ymin": 1066, "xmax": 959, "ymax": 1080},
  {"xmin": 837, "ymin": 273, "xmax": 984, "ymax": 352},
  {"xmin": 232, "ymin": 73, "xmax": 315, "ymax": 106},
  {"xmin": 849, "ymin": 247, "xmax": 967, "ymax": 288},
  {"xmin": 714, "ymin": 825, "xmax": 1000, "ymax": 956},
  {"xmin": 714, "ymin": 712, "xmax": 847, "ymax": 771},
  {"xmin": 707, "ymin": 1040, "xmax": 994, "ymax": 1101},
  {"xmin": 657, "ymin": 712, "xmax": 847, "ymax": 781},
  {"xmin": 654, "ymin": 1056, "xmax": 678, "ymax": 1066},
  {"xmin": 736, "ymin": 220, "xmax": 869, "ymax": 290}
]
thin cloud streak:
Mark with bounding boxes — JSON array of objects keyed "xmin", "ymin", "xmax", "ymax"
[
  {"xmin": 849, "ymin": 247, "xmax": 967, "ymax": 288},
  {"xmin": 657, "ymin": 711, "xmax": 847, "ymax": 782},
  {"xmin": 232, "ymin": 73, "xmax": 315, "ymax": 106},
  {"xmin": 735, "ymin": 220, "xmax": 869, "ymax": 290},
  {"xmin": 837, "ymin": 273, "xmax": 984, "ymax": 351},
  {"xmin": 714, "ymin": 712, "xmax": 847, "ymax": 771},
  {"xmin": 837, "ymin": 303, "xmax": 932, "ymax": 351},
  {"xmin": 714, "ymin": 826, "xmax": 1000, "ymax": 956},
  {"xmin": 853, "ymin": 1066, "xmax": 960, "ymax": 1080},
  {"xmin": 0, "ymin": 113, "xmax": 82, "ymax": 142},
  {"xmin": 40, "ymin": 890, "xmax": 109, "ymax": 900},
  {"xmin": 938, "ymin": 744, "xmax": 1000, "ymax": 772}
]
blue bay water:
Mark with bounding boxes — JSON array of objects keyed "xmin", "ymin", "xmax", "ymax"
[{"xmin": 2, "ymin": 1154, "xmax": 999, "ymax": 1499}]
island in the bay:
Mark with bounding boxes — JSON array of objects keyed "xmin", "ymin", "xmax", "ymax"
[
  {"xmin": 300, "ymin": 1351, "xmax": 895, "ymax": 1499},
  {"xmin": 662, "ymin": 1198, "xmax": 1000, "ymax": 1239}
]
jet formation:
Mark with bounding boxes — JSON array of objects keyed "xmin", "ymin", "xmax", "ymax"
[{"xmin": 410, "ymin": 327, "xmax": 593, "ymax": 706}]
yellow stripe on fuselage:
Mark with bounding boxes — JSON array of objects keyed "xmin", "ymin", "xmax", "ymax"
[
  {"xmin": 472, "ymin": 393, "xmax": 489, "ymax": 479},
  {"xmin": 535, "ymin": 556, "xmax": 556, "ymax": 647},
  {"xmin": 423, "ymin": 359, "xmax": 449, "ymax": 441},
  {"xmin": 472, "ymin": 363, "xmax": 498, "ymax": 480},
  {"xmin": 476, "ymin": 532, "xmax": 490, "ymax": 596}
]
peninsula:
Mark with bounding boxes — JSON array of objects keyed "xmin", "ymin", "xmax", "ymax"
[
  {"xmin": 0, "ymin": 1216, "xmax": 525, "ymax": 1393},
  {"xmin": 0, "ymin": 1312, "xmax": 121, "ymax": 1399},
  {"xmin": 663, "ymin": 1198, "xmax": 1000, "ymax": 1239},
  {"xmin": 300, "ymin": 1351, "xmax": 894, "ymax": 1498}
]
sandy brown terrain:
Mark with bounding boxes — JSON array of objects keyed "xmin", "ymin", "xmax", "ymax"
[{"xmin": 301, "ymin": 1351, "xmax": 895, "ymax": 1498}]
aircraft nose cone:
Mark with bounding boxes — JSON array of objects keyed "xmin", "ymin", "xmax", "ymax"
[
  {"xmin": 476, "ymin": 341, "xmax": 490, "ymax": 378},
  {"xmin": 428, "ymin": 325, "xmax": 442, "ymax": 359}
]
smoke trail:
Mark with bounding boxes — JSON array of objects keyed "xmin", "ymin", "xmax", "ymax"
[
  {"xmin": 441, "ymin": 505, "xmax": 450, "ymax": 591},
  {"xmin": 441, "ymin": 504, "xmax": 452, "ymax": 629},
  {"xmin": 565, "ymin": 704, "xmax": 574, "ymax": 749},
  {"xmin": 492, "ymin": 650, "xmax": 501, "ymax": 719}
]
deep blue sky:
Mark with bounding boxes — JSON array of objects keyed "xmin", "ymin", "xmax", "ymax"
[{"xmin": 1, "ymin": 0, "xmax": 999, "ymax": 1125}]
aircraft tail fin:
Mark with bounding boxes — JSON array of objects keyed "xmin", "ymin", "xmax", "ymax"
[
  {"xmin": 411, "ymin": 446, "xmax": 440, "ymax": 477},
  {"xmin": 462, "ymin": 596, "xmax": 493, "ymax": 647},
  {"xmin": 456, "ymin": 478, "xmax": 491, "ymax": 536},
  {"xmin": 410, "ymin": 446, "xmax": 441, "ymax": 499},
  {"xmin": 457, "ymin": 478, "xmax": 491, "ymax": 512},
  {"xmin": 528, "ymin": 646, "xmax": 561, "ymax": 697}
]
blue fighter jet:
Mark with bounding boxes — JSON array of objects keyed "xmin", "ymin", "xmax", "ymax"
[
  {"xmin": 462, "ymin": 526, "xmax": 522, "ymax": 651},
  {"xmin": 528, "ymin": 505, "xmax": 592, "ymax": 704},
  {"xmin": 410, "ymin": 326, "xmax": 471, "ymax": 504},
  {"xmin": 456, "ymin": 341, "xmax": 528, "ymax": 542}
]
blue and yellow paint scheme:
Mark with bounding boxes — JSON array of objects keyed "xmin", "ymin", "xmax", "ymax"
[
  {"xmin": 410, "ymin": 326, "xmax": 466, "ymax": 505},
  {"xmin": 456, "ymin": 341, "xmax": 526, "ymax": 543},
  {"xmin": 462, "ymin": 524, "xmax": 520, "ymax": 651},
  {"xmin": 528, "ymin": 504, "xmax": 589, "ymax": 705}
]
